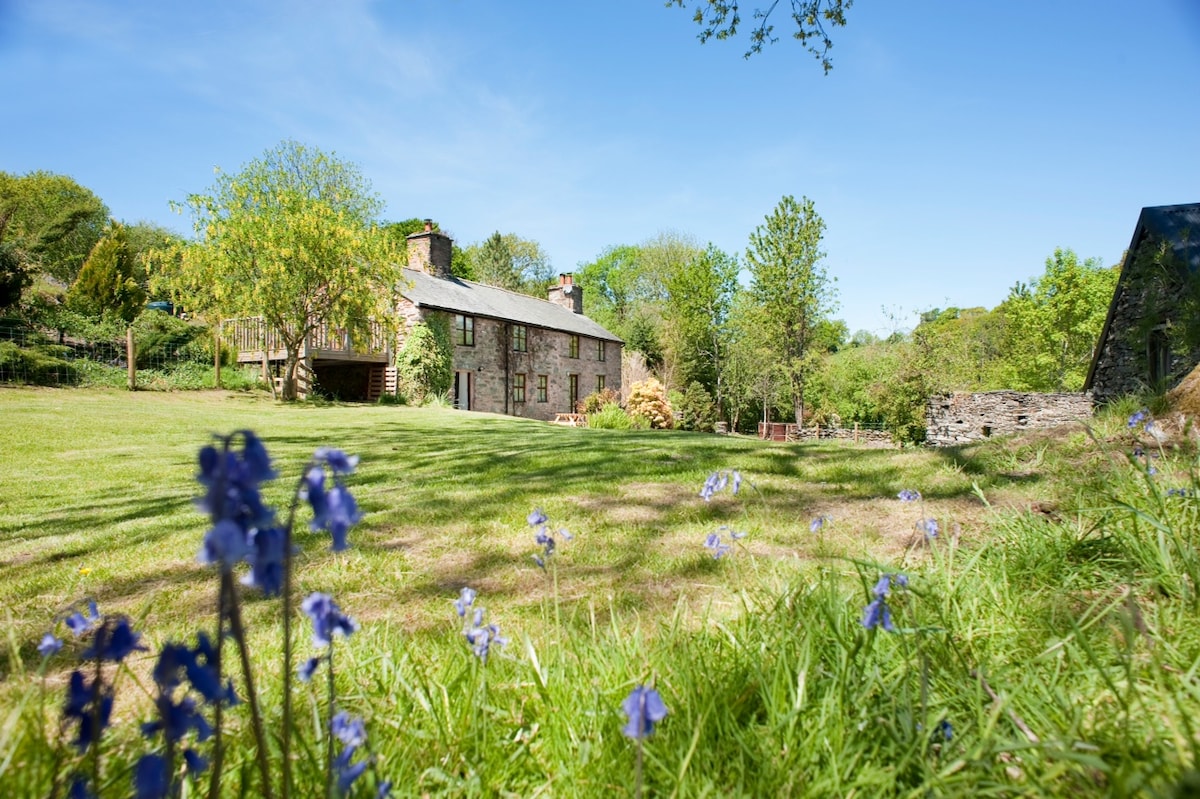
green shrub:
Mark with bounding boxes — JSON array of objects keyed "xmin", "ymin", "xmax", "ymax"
[
  {"xmin": 396, "ymin": 318, "xmax": 452, "ymax": 404},
  {"xmin": 0, "ymin": 340, "xmax": 79, "ymax": 385},
  {"xmin": 578, "ymin": 387, "xmax": 620, "ymax": 414},
  {"xmin": 586, "ymin": 402, "xmax": 635, "ymax": 429},
  {"xmin": 677, "ymin": 381, "xmax": 717, "ymax": 432},
  {"xmin": 132, "ymin": 309, "xmax": 207, "ymax": 369}
]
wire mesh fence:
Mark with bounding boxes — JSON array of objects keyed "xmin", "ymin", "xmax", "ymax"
[{"xmin": 0, "ymin": 321, "xmax": 261, "ymax": 390}]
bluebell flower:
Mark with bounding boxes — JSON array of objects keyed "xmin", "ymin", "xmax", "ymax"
[
  {"xmin": 729, "ymin": 529, "xmax": 747, "ymax": 540},
  {"xmin": 527, "ymin": 508, "xmax": 548, "ymax": 527},
  {"xmin": 39, "ymin": 632, "xmax": 63, "ymax": 657},
  {"xmin": 810, "ymin": 515, "xmax": 830, "ymax": 532},
  {"xmin": 335, "ymin": 745, "xmax": 369, "ymax": 795},
  {"xmin": 134, "ymin": 753, "xmax": 169, "ymax": 799},
  {"xmin": 1168, "ymin": 488, "xmax": 1193, "ymax": 498},
  {"xmin": 301, "ymin": 592, "xmax": 358, "ymax": 647},
  {"xmin": 897, "ymin": 489, "xmax": 921, "ymax": 502},
  {"xmin": 198, "ymin": 519, "xmax": 249, "ymax": 568},
  {"xmin": 332, "ymin": 711, "xmax": 367, "ymax": 748},
  {"xmin": 529, "ymin": 509, "xmax": 570, "ymax": 569},
  {"xmin": 83, "ymin": 617, "xmax": 147, "ymax": 662},
  {"xmin": 142, "ymin": 694, "xmax": 212, "ymax": 744},
  {"xmin": 65, "ymin": 601, "xmax": 101, "ymax": 636},
  {"xmin": 704, "ymin": 532, "xmax": 730, "ymax": 558},
  {"xmin": 465, "ymin": 621, "xmax": 508, "ymax": 663},
  {"xmin": 183, "ymin": 748, "xmax": 208, "ymax": 775},
  {"xmin": 299, "ymin": 656, "xmax": 321, "ymax": 682},
  {"xmin": 937, "ymin": 719, "xmax": 953, "ymax": 741},
  {"xmin": 699, "ymin": 469, "xmax": 742, "ymax": 501},
  {"xmin": 315, "ymin": 447, "xmax": 359, "ymax": 475},
  {"xmin": 184, "ymin": 633, "xmax": 227, "ymax": 705},
  {"xmin": 376, "ymin": 781, "xmax": 393, "ymax": 798},
  {"xmin": 196, "ymin": 436, "xmax": 277, "ymax": 534},
  {"xmin": 872, "ymin": 575, "xmax": 893, "ymax": 598},
  {"xmin": 1128, "ymin": 409, "xmax": 1149, "ymax": 428},
  {"xmin": 243, "ymin": 525, "xmax": 286, "ymax": 595},
  {"xmin": 621, "ymin": 685, "xmax": 668, "ymax": 739},
  {"xmin": 64, "ymin": 670, "xmax": 113, "ymax": 752},
  {"xmin": 862, "ymin": 597, "xmax": 895, "ymax": 631},
  {"xmin": 919, "ymin": 518, "xmax": 939, "ymax": 537},
  {"xmin": 454, "ymin": 587, "xmax": 477, "ymax": 617}
]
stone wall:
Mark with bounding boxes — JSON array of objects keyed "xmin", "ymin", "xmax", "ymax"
[{"xmin": 925, "ymin": 391, "xmax": 1093, "ymax": 446}]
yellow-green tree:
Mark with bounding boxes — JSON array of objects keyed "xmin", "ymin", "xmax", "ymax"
[
  {"xmin": 67, "ymin": 221, "xmax": 145, "ymax": 323},
  {"xmin": 163, "ymin": 141, "xmax": 401, "ymax": 399}
]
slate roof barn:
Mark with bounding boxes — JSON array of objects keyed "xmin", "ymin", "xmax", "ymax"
[{"xmin": 1085, "ymin": 203, "xmax": 1200, "ymax": 401}]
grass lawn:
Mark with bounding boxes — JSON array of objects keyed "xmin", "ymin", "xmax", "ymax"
[{"xmin": 1, "ymin": 386, "xmax": 1196, "ymax": 797}]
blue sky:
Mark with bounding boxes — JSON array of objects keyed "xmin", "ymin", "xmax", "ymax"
[{"xmin": 4, "ymin": 0, "xmax": 1199, "ymax": 335}]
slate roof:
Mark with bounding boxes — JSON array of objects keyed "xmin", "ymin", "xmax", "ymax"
[{"xmin": 400, "ymin": 268, "xmax": 623, "ymax": 343}]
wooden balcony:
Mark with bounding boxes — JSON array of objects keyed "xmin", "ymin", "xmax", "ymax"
[{"xmin": 225, "ymin": 317, "xmax": 391, "ymax": 365}]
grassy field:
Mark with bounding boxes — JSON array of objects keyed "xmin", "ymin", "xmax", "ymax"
[{"xmin": 1, "ymin": 387, "xmax": 1198, "ymax": 797}]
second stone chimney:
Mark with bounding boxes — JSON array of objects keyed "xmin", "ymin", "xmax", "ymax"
[
  {"xmin": 547, "ymin": 273, "xmax": 583, "ymax": 315},
  {"xmin": 406, "ymin": 219, "xmax": 453, "ymax": 279}
]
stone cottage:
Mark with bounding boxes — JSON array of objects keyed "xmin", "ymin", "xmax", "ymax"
[
  {"xmin": 400, "ymin": 223, "xmax": 623, "ymax": 420},
  {"xmin": 1085, "ymin": 203, "xmax": 1200, "ymax": 402}
]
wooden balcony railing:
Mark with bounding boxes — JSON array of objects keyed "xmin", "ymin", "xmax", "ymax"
[{"xmin": 224, "ymin": 317, "xmax": 390, "ymax": 363}]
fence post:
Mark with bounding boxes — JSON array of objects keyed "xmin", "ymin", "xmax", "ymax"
[
  {"xmin": 126, "ymin": 326, "xmax": 136, "ymax": 391},
  {"xmin": 214, "ymin": 328, "xmax": 222, "ymax": 389},
  {"xmin": 854, "ymin": 422, "xmax": 859, "ymax": 443}
]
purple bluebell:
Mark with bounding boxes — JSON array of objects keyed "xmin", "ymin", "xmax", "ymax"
[
  {"xmin": 63, "ymin": 670, "xmax": 113, "ymax": 752},
  {"xmin": 65, "ymin": 601, "xmax": 101, "ymax": 636},
  {"xmin": 314, "ymin": 483, "xmax": 362, "ymax": 552},
  {"xmin": 1168, "ymin": 488, "xmax": 1193, "ymax": 498},
  {"xmin": 142, "ymin": 694, "xmax": 212, "ymax": 744},
  {"xmin": 299, "ymin": 657, "xmax": 321, "ymax": 682},
  {"xmin": 376, "ymin": 781, "xmax": 393, "ymax": 798},
  {"xmin": 621, "ymin": 685, "xmax": 668, "ymax": 739},
  {"xmin": 527, "ymin": 508, "xmax": 548, "ymax": 527},
  {"xmin": 919, "ymin": 518, "xmax": 939, "ymax": 537},
  {"xmin": 332, "ymin": 711, "xmax": 367, "ymax": 747},
  {"xmin": 315, "ymin": 447, "xmax": 359, "ymax": 475},
  {"xmin": 862, "ymin": 597, "xmax": 895, "ymax": 631},
  {"xmin": 183, "ymin": 748, "xmax": 208, "ymax": 774},
  {"xmin": 937, "ymin": 719, "xmax": 953, "ymax": 741},
  {"xmin": 39, "ymin": 632, "xmax": 63, "ymax": 657},
  {"xmin": 1128, "ymin": 409, "xmax": 1149, "ymax": 428},
  {"xmin": 704, "ymin": 532, "xmax": 730, "ymax": 558},
  {"xmin": 196, "ymin": 435, "xmax": 277, "ymax": 534},
  {"xmin": 198, "ymin": 519, "xmax": 249, "ymax": 568},
  {"xmin": 134, "ymin": 753, "xmax": 169, "ymax": 799},
  {"xmin": 872, "ymin": 575, "xmax": 893, "ymax": 597},
  {"xmin": 83, "ymin": 617, "xmax": 147, "ymax": 662},
  {"xmin": 335, "ymin": 745, "xmax": 369, "ymax": 794},
  {"xmin": 454, "ymin": 587, "xmax": 477, "ymax": 617},
  {"xmin": 465, "ymin": 621, "xmax": 508, "ymax": 663},
  {"xmin": 897, "ymin": 489, "xmax": 921, "ymax": 502},
  {"xmin": 810, "ymin": 515, "xmax": 830, "ymax": 532},
  {"xmin": 529, "ymin": 509, "xmax": 570, "ymax": 569},
  {"xmin": 699, "ymin": 470, "xmax": 741, "ymax": 501},
  {"xmin": 301, "ymin": 592, "xmax": 358, "ymax": 647},
  {"xmin": 243, "ymin": 525, "xmax": 286, "ymax": 595}
]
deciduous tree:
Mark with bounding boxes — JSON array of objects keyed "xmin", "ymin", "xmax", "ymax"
[
  {"xmin": 744, "ymin": 194, "xmax": 836, "ymax": 424},
  {"xmin": 162, "ymin": 140, "xmax": 401, "ymax": 399},
  {"xmin": 669, "ymin": 0, "xmax": 852, "ymax": 68}
]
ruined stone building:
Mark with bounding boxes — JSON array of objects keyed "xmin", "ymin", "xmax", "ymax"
[
  {"xmin": 1085, "ymin": 203, "xmax": 1200, "ymax": 401},
  {"xmin": 399, "ymin": 224, "xmax": 623, "ymax": 420}
]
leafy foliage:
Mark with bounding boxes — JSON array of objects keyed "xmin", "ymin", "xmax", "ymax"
[
  {"xmin": 67, "ymin": 222, "xmax": 146, "ymax": 323},
  {"xmin": 160, "ymin": 140, "xmax": 401, "ymax": 399},
  {"xmin": 669, "ymin": 0, "xmax": 853, "ymax": 68},
  {"xmin": 0, "ymin": 170, "xmax": 110, "ymax": 285},
  {"xmin": 745, "ymin": 195, "xmax": 837, "ymax": 424},
  {"xmin": 585, "ymin": 402, "xmax": 645, "ymax": 430},
  {"xmin": 462, "ymin": 231, "xmax": 554, "ymax": 296},
  {"xmin": 396, "ymin": 317, "xmax": 452, "ymax": 404},
  {"xmin": 578, "ymin": 387, "xmax": 621, "ymax": 415},
  {"xmin": 677, "ymin": 381, "xmax": 718, "ymax": 432}
]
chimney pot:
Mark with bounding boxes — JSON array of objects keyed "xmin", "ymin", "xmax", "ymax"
[{"xmin": 423, "ymin": 219, "xmax": 433, "ymax": 232}]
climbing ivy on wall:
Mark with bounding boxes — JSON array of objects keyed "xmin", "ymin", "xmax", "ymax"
[{"xmin": 396, "ymin": 314, "xmax": 452, "ymax": 403}]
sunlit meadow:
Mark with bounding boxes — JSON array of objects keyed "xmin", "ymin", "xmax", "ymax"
[{"xmin": 2, "ymin": 387, "xmax": 1199, "ymax": 797}]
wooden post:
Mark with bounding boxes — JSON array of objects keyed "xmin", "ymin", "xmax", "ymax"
[
  {"xmin": 854, "ymin": 422, "xmax": 859, "ymax": 443},
  {"xmin": 213, "ymin": 328, "xmax": 222, "ymax": 389},
  {"xmin": 126, "ymin": 326, "xmax": 136, "ymax": 391}
]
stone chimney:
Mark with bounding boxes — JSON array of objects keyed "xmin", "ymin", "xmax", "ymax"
[
  {"xmin": 547, "ymin": 273, "xmax": 583, "ymax": 314},
  {"xmin": 406, "ymin": 219, "xmax": 453, "ymax": 279}
]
